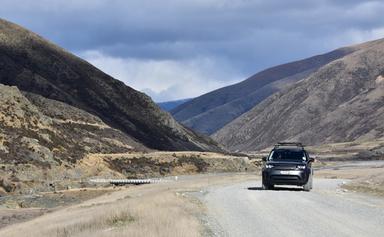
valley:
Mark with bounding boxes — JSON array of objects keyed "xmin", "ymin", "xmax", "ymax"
[
  {"xmin": 0, "ymin": 158, "xmax": 383, "ymax": 237},
  {"xmin": 0, "ymin": 15, "xmax": 384, "ymax": 237}
]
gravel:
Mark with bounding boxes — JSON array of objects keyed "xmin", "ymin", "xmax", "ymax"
[{"xmin": 199, "ymin": 178, "xmax": 384, "ymax": 237}]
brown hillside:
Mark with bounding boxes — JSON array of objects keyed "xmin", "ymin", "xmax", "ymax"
[
  {"xmin": 171, "ymin": 47, "xmax": 354, "ymax": 134},
  {"xmin": 213, "ymin": 39, "xmax": 384, "ymax": 151}
]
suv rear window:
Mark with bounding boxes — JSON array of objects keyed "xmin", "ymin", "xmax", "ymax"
[{"xmin": 269, "ymin": 149, "xmax": 307, "ymax": 161}]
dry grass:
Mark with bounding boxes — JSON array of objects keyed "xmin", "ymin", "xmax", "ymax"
[
  {"xmin": 53, "ymin": 193, "xmax": 193, "ymax": 237},
  {"xmin": 253, "ymin": 139, "xmax": 384, "ymax": 162},
  {"xmin": 1, "ymin": 191, "xmax": 200, "ymax": 237},
  {"xmin": 316, "ymin": 162, "xmax": 384, "ymax": 196},
  {"xmin": 79, "ymin": 151, "xmax": 257, "ymax": 179},
  {"xmin": 0, "ymin": 173, "xmax": 254, "ymax": 237},
  {"xmin": 342, "ymin": 170, "xmax": 384, "ymax": 197}
]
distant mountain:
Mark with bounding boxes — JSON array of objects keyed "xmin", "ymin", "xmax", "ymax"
[
  {"xmin": 213, "ymin": 39, "xmax": 384, "ymax": 151},
  {"xmin": 171, "ymin": 48, "xmax": 355, "ymax": 135},
  {"xmin": 158, "ymin": 98, "xmax": 192, "ymax": 111},
  {"xmin": 0, "ymin": 18, "xmax": 220, "ymax": 152}
]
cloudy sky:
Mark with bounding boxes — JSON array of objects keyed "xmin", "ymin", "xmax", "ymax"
[{"xmin": 1, "ymin": 0, "xmax": 384, "ymax": 102}]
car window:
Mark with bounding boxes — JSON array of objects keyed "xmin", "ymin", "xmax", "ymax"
[{"xmin": 268, "ymin": 149, "xmax": 307, "ymax": 161}]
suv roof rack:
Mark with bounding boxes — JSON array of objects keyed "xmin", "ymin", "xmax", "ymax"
[{"xmin": 274, "ymin": 142, "xmax": 304, "ymax": 149}]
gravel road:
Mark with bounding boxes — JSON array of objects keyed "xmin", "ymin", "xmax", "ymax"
[{"xmin": 199, "ymin": 178, "xmax": 384, "ymax": 237}]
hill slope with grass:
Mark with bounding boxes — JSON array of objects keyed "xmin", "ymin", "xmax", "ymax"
[
  {"xmin": 171, "ymin": 47, "xmax": 355, "ymax": 134},
  {"xmin": 213, "ymin": 39, "xmax": 384, "ymax": 151}
]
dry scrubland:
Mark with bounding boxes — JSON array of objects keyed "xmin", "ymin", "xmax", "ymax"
[
  {"xmin": 1, "ymin": 160, "xmax": 383, "ymax": 237},
  {"xmin": 0, "ymin": 149, "xmax": 259, "ymax": 198},
  {"xmin": 307, "ymin": 139, "xmax": 384, "ymax": 196},
  {"xmin": 0, "ymin": 84, "xmax": 257, "ymax": 196},
  {"xmin": 0, "ymin": 174, "xmax": 255, "ymax": 237},
  {"xmin": 253, "ymin": 139, "xmax": 384, "ymax": 161},
  {"xmin": 317, "ymin": 163, "xmax": 384, "ymax": 196},
  {"xmin": 0, "ymin": 87, "xmax": 259, "ymax": 231},
  {"xmin": 1, "ymin": 140, "xmax": 384, "ymax": 236},
  {"xmin": 307, "ymin": 139, "xmax": 384, "ymax": 161},
  {"xmin": 0, "ymin": 149, "xmax": 259, "ymax": 228},
  {"xmin": 84, "ymin": 151, "xmax": 259, "ymax": 178}
]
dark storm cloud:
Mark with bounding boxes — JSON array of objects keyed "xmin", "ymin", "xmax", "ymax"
[
  {"xmin": 1, "ymin": 0, "xmax": 384, "ymax": 101},
  {"xmin": 2, "ymin": 1, "xmax": 383, "ymax": 59}
]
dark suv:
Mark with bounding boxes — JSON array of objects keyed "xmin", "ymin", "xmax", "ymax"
[{"xmin": 262, "ymin": 142, "xmax": 314, "ymax": 191}]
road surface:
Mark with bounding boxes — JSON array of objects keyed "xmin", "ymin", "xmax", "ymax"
[{"xmin": 199, "ymin": 179, "xmax": 384, "ymax": 237}]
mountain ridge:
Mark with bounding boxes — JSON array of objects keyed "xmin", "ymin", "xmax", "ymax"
[
  {"xmin": 0, "ymin": 18, "xmax": 220, "ymax": 152},
  {"xmin": 213, "ymin": 38, "xmax": 384, "ymax": 151},
  {"xmin": 171, "ymin": 45, "xmax": 356, "ymax": 134}
]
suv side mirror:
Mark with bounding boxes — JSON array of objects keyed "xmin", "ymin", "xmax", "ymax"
[
  {"xmin": 308, "ymin": 157, "xmax": 315, "ymax": 163},
  {"xmin": 262, "ymin": 157, "xmax": 267, "ymax": 162}
]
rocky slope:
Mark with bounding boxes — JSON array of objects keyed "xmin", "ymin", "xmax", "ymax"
[
  {"xmin": 213, "ymin": 39, "xmax": 384, "ymax": 151},
  {"xmin": 171, "ymin": 47, "xmax": 355, "ymax": 134},
  {"xmin": 0, "ymin": 83, "xmax": 149, "ymax": 161},
  {"xmin": 0, "ymin": 84, "xmax": 146, "ymax": 194},
  {"xmin": 0, "ymin": 18, "xmax": 219, "ymax": 151},
  {"xmin": 0, "ymin": 84, "xmax": 250, "ymax": 196}
]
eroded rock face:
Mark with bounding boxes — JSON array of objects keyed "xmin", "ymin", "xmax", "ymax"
[
  {"xmin": 0, "ymin": 83, "xmax": 150, "ymax": 194},
  {"xmin": 214, "ymin": 39, "xmax": 384, "ymax": 151},
  {"xmin": 0, "ymin": 177, "xmax": 16, "ymax": 193},
  {"xmin": 0, "ymin": 19, "xmax": 220, "ymax": 152},
  {"xmin": 0, "ymin": 84, "xmax": 147, "ymax": 166}
]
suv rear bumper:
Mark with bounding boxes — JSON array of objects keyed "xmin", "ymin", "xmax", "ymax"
[{"xmin": 262, "ymin": 169, "xmax": 310, "ymax": 186}]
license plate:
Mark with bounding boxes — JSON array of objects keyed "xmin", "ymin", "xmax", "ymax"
[{"xmin": 279, "ymin": 170, "xmax": 295, "ymax": 175}]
